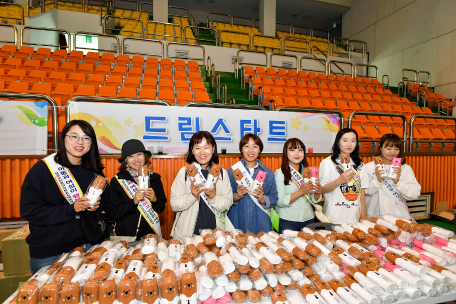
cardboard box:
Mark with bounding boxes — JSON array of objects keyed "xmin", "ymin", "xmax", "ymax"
[
  {"xmin": 2, "ymin": 225, "xmax": 31, "ymax": 276},
  {"xmin": 0, "ymin": 228, "xmax": 21, "ymax": 251},
  {"xmin": 0, "ymin": 272, "xmax": 32, "ymax": 304},
  {"xmin": 430, "ymin": 201, "xmax": 456, "ymax": 224}
]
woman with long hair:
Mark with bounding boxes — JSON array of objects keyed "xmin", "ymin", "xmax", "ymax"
[
  {"xmin": 105, "ymin": 139, "xmax": 167, "ymax": 240},
  {"xmin": 170, "ymin": 131, "xmax": 233, "ymax": 239},
  {"xmin": 274, "ymin": 138, "xmax": 322, "ymax": 232},
  {"xmin": 319, "ymin": 128, "xmax": 369, "ymax": 224},
  {"xmin": 20, "ymin": 120, "xmax": 107, "ymax": 274},
  {"xmin": 365, "ymin": 134, "xmax": 421, "ymax": 219}
]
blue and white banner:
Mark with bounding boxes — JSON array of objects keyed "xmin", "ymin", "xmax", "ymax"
[
  {"xmin": 68, "ymin": 102, "xmax": 340, "ymax": 154},
  {"xmin": 0, "ymin": 100, "xmax": 48, "ymax": 155}
]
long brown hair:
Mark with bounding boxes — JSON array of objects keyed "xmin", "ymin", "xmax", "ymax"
[
  {"xmin": 118, "ymin": 154, "xmax": 152, "ymax": 171},
  {"xmin": 280, "ymin": 138, "xmax": 309, "ymax": 185},
  {"xmin": 376, "ymin": 133, "xmax": 406, "ymax": 164}
]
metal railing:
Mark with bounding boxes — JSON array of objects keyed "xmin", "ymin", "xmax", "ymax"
[
  {"xmin": 207, "ymin": 56, "xmax": 211, "ymax": 77},
  {"xmin": 217, "ymin": 30, "xmax": 251, "ymax": 49},
  {"xmin": 121, "ymin": 36, "xmax": 164, "ymax": 58},
  {"xmin": 139, "ymin": 1, "xmax": 152, "ymax": 14},
  {"xmin": 300, "ymin": 57, "xmax": 326, "ymax": 74},
  {"xmin": 166, "ymin": 42, "xmax": 205, "ymax": 64},
  {"xmin": 437, "ymin": 100, "xmax": 450, "ymax": 116},
  {"xmin": 211, "ymin": 64, "xmax": 215, "ymax": 87},
  {"xmin": 332, "ymin": 37, "xmax": 350, "ymax": 52},
  {"xmin": 382, "ymin": 75, "xmax": 390, "ymax": 90},
  {"xmin": 409, "ymin": 115, "xmax": 456, "ymax": 153},
  {"xmin": 183, "ymin": 25, "xmax": 214, "ymax": 44},
  {"xmin": 168, "ymin": 6, "xmax": 189, "ymax": 19},
  {"xmin": 73, "ymin": 31, "xmax": 119, "ymax": 53},
  {"xmin": 350, "ymin": 40, "xmax": 367, "ymax": 58},
  {"xmin": 208, "ymin": 12, "xmax": 230, "ymax": 28},
  {"xmin": 66, "ymin": 96, "xmax": 171, "ymax": 124},
  {"xmin": 326, "ymin": 60, "xmax": 353, "ymax": 77},
  {"xmin": 216, "ymin": 73, "xmax": 220, "ymax": 99},
  {"xmin": 183, "ymin": 102, "xmax": 265, "ymax": 111},
  {"xmin": 0, "ymin": 92, "xmax": 58, "ymax": 153},
  {"xmin": 276, "ymin": 22, "xmax": 292, "ymax": 33},
  {"xmin": 312, "ymin": 28, "xmax": 329, "ymax": 40},
  {"xmin": 418, "ymin": 71, "xmax": 431, "ymax": 87},
  {"xmin": 283, "ymin": 37, "xmax": 310, "ymax": 54},
  {"xmin": 145, "ymin": 21, "xmax": 181, "ymax": 42},
  {"xmin": 0, "ymin": 24, "xmax": 18, "ymax": 46},
  {"xmin": 276, "ymin": 107, "xmax": 345, "ymax": 130},
  {"xmin": 0, "ymin": 2, "xmax": 24, "ymax": 24},
  {"xmin": 354, "ymin": 63, "xmax": 378, "ymax": 79},
  {"xmin": 21, "ymin": 26, "xmax": 71, "ymax": 52},
  {"xmin": 232, "ymin": 16, "xmax": 254, "ymax": 27},
  {"xmin": 292, "ymin": 26, "xmax": 311, "ymax": 36},
  {"xmin": 222, "ymin": 84, "xmax": 227, "ymax": 103},
  {"xmin": 402, "ymin": 69, "xmax": 417, "ymax": 84},
  {"xmin": 113, "ymin": 0, "xmax": 139, "ymax": 11},
  {"xmin": 257, "ymin": 86, "xmax": 264, "ymax": 107},
  {"xmin": 102, "ymin": 15, "xmax": 144, "ymax": 38},
  {"xmin": 397, "ymin": 82, "xmax": 407, "ymax": 98},
  {"xmin": 252, "ymin": 34, "xmax": 282, "ymax": 53},
  {"xmin": 270, "ymin": 54, "xmax": 299, "ymax": 71},
  {"xmin": 348, "ymin": 111, "xmax": 408, "ymax": 152},
  {"xmin": 311, "ymin": 42, "xmax": 332, "ymax": 57},
  {"xmin": 416, "ymin": 85, "xmax": 427, "ymax": 107},
  {"xmin": 237, "ymin": 49, "xmax": 268, "ymax": 73}
]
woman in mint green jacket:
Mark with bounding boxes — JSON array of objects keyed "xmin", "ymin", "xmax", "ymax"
[{"xmin": 274, "ymin": 138, "xmax": 322, "ymax": 233}]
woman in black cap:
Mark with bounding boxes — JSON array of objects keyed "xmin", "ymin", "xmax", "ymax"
[{"xmin": 105, "ymin": 139, "xmax": 167, "ymax": 240}]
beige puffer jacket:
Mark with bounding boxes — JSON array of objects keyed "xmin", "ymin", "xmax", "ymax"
[{"xmin": 170, "ymin": 166, "xmax": 233, "ymax": 240}]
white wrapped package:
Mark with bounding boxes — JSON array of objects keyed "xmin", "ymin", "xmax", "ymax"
[
  {"xmin": 144, "ymin": 265, "xmax": 161, "ymax": 281},
  {"xmin": 238, "ymin": 275, "xmax": 253, "ymax": 291},
  {"xmin": 268, "ymin": 231, "xmax": 280, "ymax": 240},
  {"xmin": 378, "ymin": 292, "xmax": 395, "ymax": 304},
  {"xmin": 126, "ymin": 259, "xmax": 144, "ymax": 278},
  {"xmin": 320, "ymin": 272, "xmax": 333, "ymax": 282},
  {"xmin": 253, "ymin": 276, "xmax": 268, "ymax": 291},
  {"xmin": 157, "ymin": 241, "xmax": 169, "ymax": 262},
  {"xmin": 215, "ymin": 274, "xmax": 229, "ymax": 287},
  {"xmin": 199, "ymin": 265, "xmax": 214, "ymax": 288},
  {"xmin": 214, "ymin": 229, "xmax": 227, "ymax": 248},
  {"xmin": 29, "ymin": 265, "xmax": 51, "ymax": 286},
  {"xmin": 241, "ymin": 248, "xmax": 260, "ymax": 268},
  {"xmin": 179, "ymin": 260, "xmax": 196, "ymax": 274},
  {"xmin": 309, "ymin": 262, "xmax": 326, "ymax": 274},
  {"xmin": 259, "ymin": 233, "xmax": 275, "ymax": 244},
  {"xmin": 107, "ymin": 267, "xmax": 125, "ymax": 284},
  {"xmin": 71, "ymin": 263, "xmax": 97, "ymax": 286},
  {"xmin": 212, "ymin": 284, "xmax": 225, "ymax": 299},
  {"xmin": 325, "ymin": 262, "xmax": 339, "ymax": 273},
  {"xmin": 278, "ymin": 273, "xmax": 292, "ymax": 285},
  {"xmin": 228, "ymin": 247, "xmax": 248, "ymax": 265},
  {"xmin": 283, "ymin": 230, "xmax": 299, "ymax": 238},
  {"xmin": 264, "ymin": 273, "xmax": 278, "ymax": 288},
  {"xmin": 225, "ymin": 281, "xmax": 237, "ymax": 293},
  {"xmin": 197, "ymin": 271, "xmax": 212, "ymax": 302},
  {"xmin": 287, "ymin": 269, "xmax": 303, "ymax": 281},
  {"xmin": 257, "ymin": 244, "xmax": 281, "ymax": 265},
  {"xmin": 218, "ymin": 252, "xmax": 236, "ymax": 274},
  {"xmin": 168, "ymin": 241, "xmax": 181, "ymax": 260},
  {"xmin": 142, "ymin": 237, "xmax": 157, "ymax": 254},
  {"xmin": 97, "ymin": 240, "xmax": 115, "ymax": 251},
  {"xmin": 161, "ymin": 258, "xmax": 176, "ymax": 273},
  {"xmin": 297, "ymin": 277, "xmax": 312, "ymax": 287},
  {"xmin": 99, "ymin": 251, "xmax": 117, "ymax": 266},
  {"xmin": 109, "ymin": 241, "xmax": 129, "ymax": 256}
]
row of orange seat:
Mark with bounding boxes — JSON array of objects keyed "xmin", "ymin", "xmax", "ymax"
[
  {"xmin": 352, "ymin": 125, "xmax": 454, "ymax": 153},
  {"xmin": 0, "ymin": 80, "xmax": 211, "ymax": 106},
  {"xmin": 244, "ymin": 66, "xmax": 382, "ymax": 87},
  {"xmin": 0, "ymin": 45, "xmax": 200, "ymax": 72}
]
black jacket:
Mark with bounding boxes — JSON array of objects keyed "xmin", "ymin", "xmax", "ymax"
[
  {"xmin": 20, "ymin": 160, "xmax": 108, "ymax": 259},
  {"xmin": 105, "ymin": 171, "xmax": 167, "ymax": 240}
]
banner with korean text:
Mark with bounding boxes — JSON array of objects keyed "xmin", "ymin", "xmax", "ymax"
[
  {"xmin": 0, "ymin": 100, "xmax": 49, "ymax": 155},
  {"xmin": 68, "ymin": 102, "xmax": 340, "ymax": 154}
]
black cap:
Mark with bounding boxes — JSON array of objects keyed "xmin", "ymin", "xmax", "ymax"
[{"xmin": 118, "ymin": 139, "xmax": 152, "ymax": 163}]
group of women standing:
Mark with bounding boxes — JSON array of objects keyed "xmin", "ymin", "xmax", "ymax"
[{"xmin": 20, "ymin": 120, "xmax": 421, "ymax": 273}]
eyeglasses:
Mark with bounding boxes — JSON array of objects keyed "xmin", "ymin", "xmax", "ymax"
[
  {"xmin": 340, "ymin": 184, "xmax": 357, "ymax": 192},
  {"xmin": 66, "ymin": 134, "xmax": 92, "ymax": 144}
]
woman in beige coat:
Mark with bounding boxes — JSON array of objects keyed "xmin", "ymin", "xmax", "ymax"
[{"xmin": 170, "ymin": 131, "xmax": 233, "ymax": 240}]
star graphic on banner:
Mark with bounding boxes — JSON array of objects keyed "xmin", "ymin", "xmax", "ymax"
[
  {"xmin": 133, "ymin": 123, "xmax": 145, "ymax": 137},
  {"xmin": 290, "ymin": 116, "xmax": 303, "ymax": 130},
  {"xmin": 90, "ymin": 119, "xmax": 97, "ymax": 126},
  {"xmin": 124, "ymin": 118, "xmax": 133, "ymax": 126},
  {"xmin": 98, "ymin": 122, "xmax": 103, "ymax": 127},
  {"xmin": 303, "ymin": 125, "xmax": 309, "ymax": 131}
]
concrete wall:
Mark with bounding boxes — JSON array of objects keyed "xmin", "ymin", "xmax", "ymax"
[{"xmin": 342, "ymin": 0, "xmax": 456, "ymax": 99}]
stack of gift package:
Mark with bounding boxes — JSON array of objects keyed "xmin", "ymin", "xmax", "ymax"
[{"xmin": 5, "ymin": 214, "xmax": 456, "ymax": 304}]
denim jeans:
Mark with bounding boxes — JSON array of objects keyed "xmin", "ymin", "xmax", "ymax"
[
  {"xmin": 279, "ymin": 218, "xmax": 315, "ymax": 234},
  {"xmin": 29, "ymin": 243, "xmax": 92, "ymax": 274}
]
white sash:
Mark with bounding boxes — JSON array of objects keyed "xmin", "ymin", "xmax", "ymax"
[
  {"xmin": 367, "ymin": 168, "xmax": 413, "ymax": 221},
  {"xmin": 115, "ymin": 176, "xmax": 162, "ymax": 238},
  {"xmin": 288, "ymin": 165, "xmax": 332, "ymax": 223},
  {"xmin": 43, "ymin": 153, "xmax": 84, "ymax": 204},
  {"xmin": 189, "ymin": 163, "xmax": 226, "ymax": 224},
  {"xmin": 231, "ymin": 161, "xmax": 274, "ymax": 217}
]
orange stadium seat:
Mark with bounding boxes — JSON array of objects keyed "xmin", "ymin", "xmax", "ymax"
[{"xmin": 139, "ymin": 88, "xmax": 156, "ymax": 99}]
